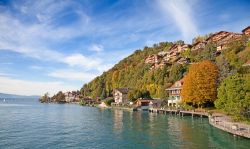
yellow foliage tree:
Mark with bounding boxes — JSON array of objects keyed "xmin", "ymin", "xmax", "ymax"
[{"xmin": 181, "ymin": 60, "xmax": 219, "ymax": 107}]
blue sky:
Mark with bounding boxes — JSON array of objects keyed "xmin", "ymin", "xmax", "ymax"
[{"xmin": 0, "ymin": 0, "xmax": 249, "ymax": 95}]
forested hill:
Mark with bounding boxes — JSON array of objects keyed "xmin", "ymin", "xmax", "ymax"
[{"xmin": 80, "ymin": 27, "xmax": 250, "ymax": 100}]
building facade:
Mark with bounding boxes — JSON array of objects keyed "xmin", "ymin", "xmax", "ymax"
[
  {"xmin": 114, "ymin": 88, "xmax": 129, "ymax": 103},
  {"xmin": 166, "ymin": 78, "xmax": 184, "ymax": 107}
]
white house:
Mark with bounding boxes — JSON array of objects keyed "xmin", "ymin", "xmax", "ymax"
[
  {"xmin": 114, "ymin": 88, "xmax": 129, "ymax": 104},
  {"xmin": 166, "ymin": 78, "xmax": 184, "ymax": 107}
]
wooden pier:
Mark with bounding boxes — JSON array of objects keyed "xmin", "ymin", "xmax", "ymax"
[{"xmin": 148, "ymin": 108, "xmax": 208, "ymax": 118}]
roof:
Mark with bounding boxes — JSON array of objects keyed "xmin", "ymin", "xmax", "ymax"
[
  {"xmin": 192, "ymin": 41, "xmax": 207, "ymax": 46},
  {"xmin": 242, "ymin": 26, "xmax": 250, "ymax": 32},
  {"xmin": 115, "ymin": 88, "xmax": 129, "ymax": 94},
  {"xmin": 206, "ymin": 31, "xmax": 229, "ymax": 41},
  {"xmin": 135, "ymin": 98, "xmax": 153, "ymax": 103},
  {"xmin": 166, "ymin": 78, "xmax": 184, "ymax": 90}
]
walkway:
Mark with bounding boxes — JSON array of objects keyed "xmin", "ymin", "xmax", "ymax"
[{"xmin": 209, "ymin": 113, "xmax": 250, "ymax": 138}]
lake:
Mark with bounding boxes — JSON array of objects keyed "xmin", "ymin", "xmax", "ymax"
[{"xmin": 0, "ymin": 99, "xmax": 249, "ymax": 149}]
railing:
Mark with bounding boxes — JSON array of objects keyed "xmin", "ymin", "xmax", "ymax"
[{"xmin": 209, "ymin": 116, "xmax": 250, "ymax": 138}]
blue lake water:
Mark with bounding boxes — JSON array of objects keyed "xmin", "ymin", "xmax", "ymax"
[{"xmin": 0, "ymin": 98, "xmax": 250, "ymax": 149}]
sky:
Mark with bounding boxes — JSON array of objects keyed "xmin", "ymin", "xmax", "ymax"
[{"xmin": 0, "ymin": 0, "xmax": 250, "ymax": 96}]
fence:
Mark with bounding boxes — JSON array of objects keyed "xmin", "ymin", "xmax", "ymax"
[{"xmin": 209, "ymin": 116, "xmax": 250, "ymax": 138}]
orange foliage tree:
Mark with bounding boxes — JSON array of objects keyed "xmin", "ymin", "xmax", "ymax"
[{"xmin": 181, "ymin": 60, "xmax": 219, "ymax": 107}]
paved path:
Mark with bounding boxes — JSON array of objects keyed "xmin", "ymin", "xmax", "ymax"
[{"xmin": 209, "ymin": 113, "xmax": 250, "ymax": 138}]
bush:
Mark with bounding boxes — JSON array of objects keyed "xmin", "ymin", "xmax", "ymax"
[
  {"xmin": 105, "ymin": 98, "xmax": 114, "ymax": 106},
  {"xmin": 79, "ymin": 100, "xmax": 86, "ymax": 106}
]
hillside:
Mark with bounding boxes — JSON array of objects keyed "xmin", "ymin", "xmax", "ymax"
[{"xmin": 80, "ymin": 26, "xmax": 250, "ymax": 100}]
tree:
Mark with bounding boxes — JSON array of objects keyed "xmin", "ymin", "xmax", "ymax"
[
  {"xmin": 167, "ymin": 64, "xmax": 187, "ymax": 83},
  {"xmin": 194, "ymin": 43, "xmax": 217, "ymax": 62},
  {"xmin": 181, "ymin": 60, "xmax": 219, "ymax": 107},
  {"xmin": 215, "ymin": 74, "xmax": 250, "ymax": 120},
  {"xmin": 128, "ymin": 89, "xmax": 151, "ymax": 102},
  {"xmin": 39, "ymin": 92, "xmax": 50, "ymax": 103},
  {"xmin": 52, "ymin": 91, "xmax": 65, "ymax": 102}
]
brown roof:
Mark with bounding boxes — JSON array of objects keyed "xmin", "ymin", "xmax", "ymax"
[
  {"xmin": 166, "ymin": 78, "xmax": 184, "ymax": 90},
  {"xmin": 242, "ymin": 26, "xmax": 250, "ymax": 32},
  {"xmin": 206, "ymin": 31, "xmax": 230, "ymax": 41},
  {"xmin": 115, "ymin": 88, "xmax": 129, "ymax": 94}
]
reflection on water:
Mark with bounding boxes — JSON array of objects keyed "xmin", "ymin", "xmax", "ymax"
[
  {"xmin": 0, "ymin": 99, "xmax": 250, "ymax": 149},
  {"xmin": 113, "ymin": 109, "xmax": 124, "ymax": 134}
]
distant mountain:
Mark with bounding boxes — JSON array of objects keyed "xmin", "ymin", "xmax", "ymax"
[{"xmin": 0, "ymin": 93, "xmax": 40, "ymax": 99}]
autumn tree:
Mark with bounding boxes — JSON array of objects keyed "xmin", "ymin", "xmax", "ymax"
[{"xmin": 181, "ymin": 60, "xmax": 219, "ymax": 107}]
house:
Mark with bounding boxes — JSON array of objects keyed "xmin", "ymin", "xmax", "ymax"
[
  {"xmin": 157, "ymin": 51, "xmax": 168, "ymax": 57},
  {"xmin": 191, "ymin": 41, "xmax": 207, "ymax": 51},
  {"xmin": 114, "ymin": 88, "xmax": 129, "ymax": 104},
  {"xmin": 64, "ymin": 91, "xmax": 81, "ymax": 102},
  {"xmin": 206, "ymin": 31, "xmax": 231, "ymax": 43},
  {"xmin": 135, "ymin": 98, "xmax": 153, "ymax": 110},
  {"xmin": 65, "ymin": 91, "xmax": 74, "ymax": 102},
  {"xmin": 166, "ymin": 78, "xmax": 184, "ymax": 107},
  {"xmin": 242, "ymin": 26, "xmax": 250, "ymax": 36},
  {"xmin": 165, "ymin": 44, "xmax": 191, "ymax": 62},
  {"xmin": 216, "ymin": 33, "xmax": 242, "ymax": 51},
  {"xmin": 149, "ymin": 99, "xmax": 163, "ymax": 108},
  {"xmin": 145, "ymin": 54, "xmax": 159, "ymax": 64},
  {"xmin": 177, "ymin": 57, "xmax": 190, "ymax": 64}
]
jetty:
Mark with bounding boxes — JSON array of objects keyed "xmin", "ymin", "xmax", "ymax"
[
  {"xmin": 148, "ymin": 108, "xmax": 250, "ymax": 139},
  {"xmin": 148, "ymin": 108, "xmax": 208, "ymax": 118}
]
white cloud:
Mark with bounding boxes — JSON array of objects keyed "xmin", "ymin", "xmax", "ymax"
[
  {"xmin": 0, "ymin": 76, "xmax": 78, "ymax": 96},
  {"xmin": 157, "ymin": 0, "xmax": 199, "ymax": 42},
  {"xmin": 89, "ymin": 44, "xmax": 104, "ymax": 52},
  {"xmin": 29, "ymin": 65, "xmax": 43, "ymax": 70},
  {"xmin": 64, "ymin": 54, "xmax": 102, "ymax": 69},
  {"xmin": 48, "ymin": 69, "xmax": 97, "ymax": 81}
]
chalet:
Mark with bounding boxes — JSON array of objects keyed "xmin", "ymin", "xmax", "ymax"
[
  {"xmin": 64, "ymin": 91, "xmax": 81, "ymax": 102},
  {"xmin": 191, "ymin": 41, "xmax": 207, "ymax": 51},
  {"xmin": 65, "ymin": 92, "xmax": 74, "ymax": 102},
  {"xmin": 145, "ymin": 54, "xmax": 159, "ymax": 64},
  {"xmin": 83, "ymin": 97, "xmax": 96, "ymax": 105},
  {"xmin": 135, "ymin": 98, "xmax": 153, "ymax": 110},
  {"xmin": 177, "ymin": 57, "xmax": 190, "ymax": 64},
  {"xmin": 163, "ymin": 44, "xmax": 191, "ymax": 63},
  {"xmin": 157, "ymin": 51, "xmax": 168, "ymax": 57},
  {"xmin": 166, "ymin": 78, "xmax": 184, "ymax": 107},
  {"xmin": 216, "ymin": 33, "xmax": 242, "ymax": 51},
  {"xmin": 206, "ymin": 31, "xmax": 231, "ymax": 43},
  {"xmin": 114, "ymin": 88, "xmax": 129, "ymax": 103},
  {"xmin": 242, "ymin": 26, "xmax": 250, "ymax": 36},
  {"xmin": 168, "ymin": 44, "xmax": 191, "ymax": 53}
]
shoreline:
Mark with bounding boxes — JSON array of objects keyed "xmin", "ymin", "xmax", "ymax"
[{"xmin": 97, "ymin": 105, "xmax": 250, "ymax": 139}]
